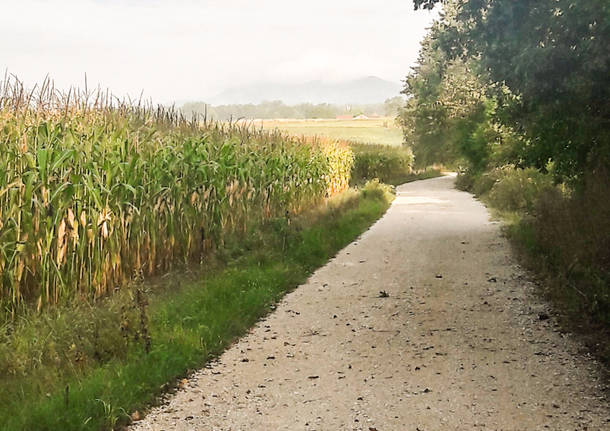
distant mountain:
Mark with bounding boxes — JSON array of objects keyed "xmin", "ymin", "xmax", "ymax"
[{"xmin": 208, "ymin": 76, "xmax": 402, "ymax": 105}]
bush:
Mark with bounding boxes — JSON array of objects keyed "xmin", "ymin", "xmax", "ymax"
[
  {"xmin": 455, "ymin": 171, "xmax": 477, "ymax": 191},
  {"xmin": 528, "ymin": 170, "xmax": 610, "ymax": 326},
  {"xmin": 350, "ymin": 143, "xmax": 413, "ymax": 185},
  {"xmin": 487, "ymin": 167, "xmax": 554, "ymax": 212},
  {"xmin": 360, "ymin": 179, "xmax": 394, "ymax": 201}
]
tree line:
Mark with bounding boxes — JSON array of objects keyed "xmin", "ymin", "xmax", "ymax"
[
  {"xmin": 402, "ymin": 0, "xmax": 609, "ymax": 182},
  {"xmin": 402, "ymin": 0, "xmax": 609, "ymax": 344},
  {"xmin": 180, "ymin": 98, "xmax": 405, "ymax": 121}
]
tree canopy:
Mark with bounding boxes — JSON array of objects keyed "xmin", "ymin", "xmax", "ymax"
[{"xmin": 404, "ymin": 0, "xmax": 610, "ymax": 180}]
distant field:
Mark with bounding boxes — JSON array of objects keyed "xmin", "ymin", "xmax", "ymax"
[{"xmin": 250, "ymin": 117, "xmax": 404, "ymax": 146}]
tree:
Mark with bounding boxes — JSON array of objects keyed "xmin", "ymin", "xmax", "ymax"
[
  {"xmin": 408, "ymin": 0, "xmax": 610, "ymax": 180},
  {"xmin": 413, "ymin": 0, "xmax": 443, "ymax": 11},
  {"xmin": 383, "ymin": 96, "xmax": 406, "ymax": 117}
]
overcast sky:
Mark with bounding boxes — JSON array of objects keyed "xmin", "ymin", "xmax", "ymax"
[{"xmin": 1, "ymin": 0, "xmax": 437, "ymax": 104}]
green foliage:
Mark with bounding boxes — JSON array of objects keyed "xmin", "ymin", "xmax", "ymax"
[
  {"xmin": 511, "ymin": 171, "xmax": 610, "ymax": 356},
  {"xmin": 530, "ymin": 171, "xmax": 610, "ymax": 327},
  {"xmin": 0, "ymin": 77, "xmax": 353, "ymax": 312},
  {"xmin": 410, "ymin": 0, "xmax": 610, "ymax": 180},
  {"xmin": 410, "ymin": 0, "xmax": 610, "ymax": 356},
  {"xmin": 486, "ymin": 167, "xmax": 554, "ymax": 213},
  {"xmin": 399, "ymin": 28, "xmax": 455, "ymax": 168},
  {"xmin": 383, "ymin": 96, "xmax": 406, "ymax": 117},
  {"xmin": 463, "ymin": 0, "xmax": 609, "ymax": 179},
  {"xmin": 413, "ymin": 0, "xmax": 442, "ymax": 10},
  {"xmin": 456, "ymin": 166, "xmax": 554, "ymax": 212},
  {"xmin": 399, "ymin": 37, "xmax": 504, "ymax": 171},
  {"xmin": 350, "ymin": 143, "xmax": 414, "ymax": 185},
  {"xmin": 0, "ymin": 181, "xmax": 393, "ymax": 431}
]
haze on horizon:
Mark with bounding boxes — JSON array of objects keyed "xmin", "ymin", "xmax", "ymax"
[{"xmin": 0, "ymin": 0, "xmax": 437, "ymax": 105}]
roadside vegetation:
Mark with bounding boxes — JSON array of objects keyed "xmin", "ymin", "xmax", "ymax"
[
  {"xmin": 0, "ymin": 76, "xmax": 403, "ymax": 430},
  {"xmin": 0, "ymin": 179, "xmax": 393, "ymax": 430},
  {"xmin": 405, "ymin": 0, "xmax": 609, "ymax": 361},
  {"xmin": 252, "ymin": 119, "xmax": 440, "ymax": 185},
  {"xmin": 350, "ymin": 143, "xmax": 439, "ymax": 186}
]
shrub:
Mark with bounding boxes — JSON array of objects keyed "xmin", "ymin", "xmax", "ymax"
[
  {"xmin": 529, "ymin": 170, "xmax": 610, "ymax": 326},
  {"xmin": 350, "ymin": 143, "xmax": 413, "ymax": 185},
  {"xmin": 487, "ymin": 167, "xmax": 554, "ymax": 212}
]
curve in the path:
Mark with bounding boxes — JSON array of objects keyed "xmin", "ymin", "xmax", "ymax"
[{"xmin": 133, "ymin": 175, "xmax": 608, "ymax": 431}]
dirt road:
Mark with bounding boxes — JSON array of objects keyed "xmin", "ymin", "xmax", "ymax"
[{"xmin": 132, "ymin": 175, "xmax": 608, "ymax": 430}]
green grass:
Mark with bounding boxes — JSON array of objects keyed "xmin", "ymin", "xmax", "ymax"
[
  {"xmin": 0, "ymin": 181, "xmax": 394, "ymax": 431},
  {"xmin": 254, "ymin": 118, "xmax": 404, "ymax": 146}
]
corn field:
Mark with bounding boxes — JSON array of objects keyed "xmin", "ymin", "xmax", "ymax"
[{"xmin": 0, "ymin": 77, "xmax": 353, "ymax": 311}]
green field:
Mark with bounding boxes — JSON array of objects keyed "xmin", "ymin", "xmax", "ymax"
[{"xmin": 252, "ymin": 117, "xmax": 404, "ymax": 146}]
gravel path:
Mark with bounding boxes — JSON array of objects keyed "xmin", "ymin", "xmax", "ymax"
[{"xmin": 132, "ymin": 175, "xmax": 608, "ymax": 430}]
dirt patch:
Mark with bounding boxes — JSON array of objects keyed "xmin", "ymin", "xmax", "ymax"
[{"xmin": 132, "ymin": 175, "xmax": 609, "ymax": 430}]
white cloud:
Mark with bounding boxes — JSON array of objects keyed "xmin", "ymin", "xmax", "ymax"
[{"xmin": 0, "ymin": 0, "xmax": 437, "ymax": 103}]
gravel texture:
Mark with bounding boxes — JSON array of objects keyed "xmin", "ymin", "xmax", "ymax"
[{"xmin": 132, "ymin": 175, "xmax": 609, "ymax": 430}]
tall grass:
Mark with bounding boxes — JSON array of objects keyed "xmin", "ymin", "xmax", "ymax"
[{"xmin": 0, "ymin": 77, "xmax": 353, "ymax": 312}]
